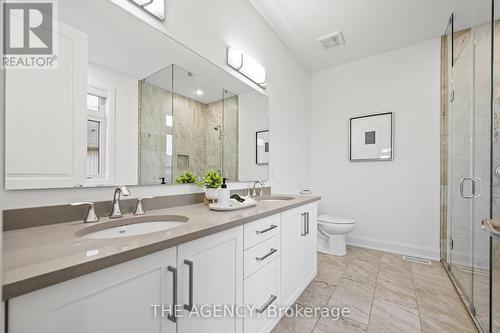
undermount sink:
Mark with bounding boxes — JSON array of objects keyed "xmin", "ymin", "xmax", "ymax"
[
  {"xmin": 76, "ymin": 215, "xmax": 189, "ymax": 239},
  {"xmin": 257, "ymin": 195, "xmax": 294, "ymax": 202}
]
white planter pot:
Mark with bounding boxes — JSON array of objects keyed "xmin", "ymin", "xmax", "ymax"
[{"xmin": 205, "ymin": 188, "xmax": 218, "ymax": 201}]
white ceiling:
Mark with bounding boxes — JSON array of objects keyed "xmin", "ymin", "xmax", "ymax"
[
  {"xmin": 59, "ymin": 0, "xmax": 255, "ymax": 103},
  {"xmin": 248, "ymin": 0, "xmax": 492, "ymax": 72}
]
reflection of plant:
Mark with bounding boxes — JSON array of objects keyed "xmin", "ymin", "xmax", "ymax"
[
  {"xmin": 175, "ymin": 170, "xmax": 198, "ymax": 184},
  {"xmin": 198, "ymin": 169, "xmax": 223, "ymax": 189}
]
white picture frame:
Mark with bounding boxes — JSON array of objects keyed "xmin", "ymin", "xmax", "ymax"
[
  {"xmin": 349, "ymin": 112, "xmax": 393, "ymax": 162},
  {"xmin": 256, "ymin": 130, "xmax": 269, "ymax": 165}
]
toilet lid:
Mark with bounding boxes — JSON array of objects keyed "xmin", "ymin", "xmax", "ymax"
[{"xmin": 318, "ymin": 215, "xmax": 355, "ymax": 224}]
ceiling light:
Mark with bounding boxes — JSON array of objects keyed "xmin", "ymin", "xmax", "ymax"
[
  {"xmin": 129, "ymin": 0, "xmax": 165, "ymax": 21},
  {"xmin": 317, "ymin": 31, "xmax": 345, "ymax": 50},
  {"xmin": 227, "ymin": 48, "xmax": 266, "ymax": 88},
  {"xmin": 196, "ymin": 89, "xmax": 204, "ymax": 96}
]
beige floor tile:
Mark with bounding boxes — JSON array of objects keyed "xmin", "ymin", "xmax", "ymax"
[
  {"xmin": 380, "ymin": 252, "xmax": 412, "ymax": 267},
  {"xmin": 379, "ymin": 254, "xmax": 413, "ymax": 277},
  {"xmin": 273, "ymin": 248, "xmax": 478, "ymax": 333},
  {"xmin": 342, "ymin": 258, "xmax": 379, "ymax": 286},
  {"xmin": 315, "ymin": 253, "xmax": 347, "ymax": 286},
  {"xmin": 318, "ymin": 252, "xmax": 350, "ymax": 267},
  {"xmin": 296, "ymin": 280, "xmax": 335, "ymax": 307},
  {"xmin": 377, "ymin": 267, "xmax": 415, "ymax": 289},
  {"xmin": 367, "ymin": 299, "xmax": 421, "ymax": 333},
  {"xmin": 271, "ymin": 313, "xmax": 319, "ymax": 333},
  {"xmin": 413, "ymin": 275, "xmax": 460, "ymax": 300},
  {"xmin": 315, "ymin": 263, "xmax": 344, "ymax": 286},
  {"xmin": 417, "ymin": 296, "xmax": 477, "ymax": 333},
  {"xmin": 348, "ymin": 247, "xmax": 384, "ymax": 263},
  {"xmin": 374, "ymin": 277, "xmax": 418, "ymax": 309},
  {"xmin": 313, "ymin": 316, "xmax": 367, "ymax": 333},
  {"xmin": 329, "ymin": 278, "xmax": 375, "ymax": 325}
]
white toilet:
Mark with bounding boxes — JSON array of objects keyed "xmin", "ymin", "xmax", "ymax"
[{"xmin": 317, "ymin": 215, "xmax": 355, "ymax": 256}]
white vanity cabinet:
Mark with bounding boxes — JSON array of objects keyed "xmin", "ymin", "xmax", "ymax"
[
  {"xmin": 176, "ymin": 226, "xmax": 244, "ymax": 333},
  {"xmin": 299, "ymin": 203, "xmax": 318, "ymax": 288},
  {"xmin": 7, "ymin": 202, "xmax": 318, "ymax": 333},
  {"xmin": 8, "ymin": 247, "xmax": 177, "ymax": 333},
  {"xmin": 281, "ymin": 203, "xmax": 318, "ymax": 307},
  {"xmin": 242, "ymin": 214, "xmax": 282, "ymax": 333}
]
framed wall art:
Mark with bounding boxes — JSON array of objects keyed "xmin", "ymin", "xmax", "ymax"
[
  {"xmin": 349, "ymin": 112, "xmax": 393, "ymax": 162},
  {"xmin": 256, "ymin": 130, "xmax": 269, "ymax": 165}
]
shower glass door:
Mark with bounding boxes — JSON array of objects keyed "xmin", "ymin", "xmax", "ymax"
[
  {"xmin": 447, "ymin": 12, "xmax": 474, "ymax": 303},
  {"xmin": 446, "ymin": 1, "xmax": 493, "ymax": 331},
  {"xmin": 471, "ymin": 2, "xmax": 493, "ymax": 330}
]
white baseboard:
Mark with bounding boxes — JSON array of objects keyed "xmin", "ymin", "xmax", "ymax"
[{"xmin": 346, "ymin": 236, "xmax": 440, "ymax": 261}]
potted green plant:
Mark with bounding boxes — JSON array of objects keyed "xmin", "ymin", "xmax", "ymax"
[
  {"xmin": 175, "ymin": 170, "xmax": 198, "ymax": 184},
  {"xmin": 198, "ymin": 169, "xmax": 223, "ymax": 202}
]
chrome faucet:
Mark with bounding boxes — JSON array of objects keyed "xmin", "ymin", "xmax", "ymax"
[
  {"xmin": 134, "ymin": 196, "xmax": 154, "ymax": 215},
  {"xmin": 71, "ymin": 202, "xmax": 99, "ymax": 223},
  {"xmin": 110, "ymin": 186, "xmax": 131, "ymax": 219},
  {"xmin": 251, "ymin": 181, "xmax": 265, "ymax": 197}
]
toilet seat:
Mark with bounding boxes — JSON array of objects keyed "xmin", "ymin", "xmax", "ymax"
[{"xmin": 318, "ymin": 215, "xmax": 355, "ymax": 225}]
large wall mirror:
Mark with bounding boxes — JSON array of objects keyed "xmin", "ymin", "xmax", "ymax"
[{"xmin": 4, "ymin": 0, "xmax": 269, "ymax": 189}]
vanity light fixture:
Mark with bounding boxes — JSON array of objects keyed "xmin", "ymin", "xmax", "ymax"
[
  {"xmin": 129, "ymin": 0, "xmax": 165, "ymax": 21},
  {"xmin": 227, "ymin": 48, "xmax": 266, "ymax": 88}
]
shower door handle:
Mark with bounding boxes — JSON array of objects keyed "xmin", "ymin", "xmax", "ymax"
[
  {"xmin": 459, "ymin": 178, "xmax": 474, "ymax": 199},
  {"xmin": 471, "ymin": 178, "xmax": 482, "ymax": 199}
]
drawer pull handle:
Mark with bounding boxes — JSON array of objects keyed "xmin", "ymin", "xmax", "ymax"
[
  {"xmin": 301, "ymin": 213, "xmax": 307, "ymax": 236},
  {"xmin": 256, "ymin": 294, "xmax": 277, "ymax": 313},
  {"xmin": 167, "ymin": 266, "xmax": 177, "ymax": 323},
  {"xmin": 256, "ymin": 224, "xmax": 277, "ymax": 234},
  {"xmin": 305, "ymin": 212, "xmax": 310, "ymax": 235},
  {"xmin": 183, "ymin": 260, "xmax": 194, "ymax": 311},
  {"xmin": 256, "ymin": 248, "xmax": 277, "ymax": 261}
]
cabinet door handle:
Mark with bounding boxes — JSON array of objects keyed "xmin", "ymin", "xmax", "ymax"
[
  {"xmin": 256, "ymin": 224, "xmax": 277, "ymax": 234},
  {"xmin": 301, "ymin": 213, "xmax": 307, "ymax": 236},
  {"xmin": 255, "ymin": 248, "xmax": 277, "ymax": 261},
  {"xmin": 167, "ymin": 266, "xmax": 177, "ymax": 323},
  {"xmin": 183, "ymin": 260, "xmax": 194, "ymax": 311},
  {"xmin": 256, "ymin": 294, "xmax": 277, "ymax": 313},
  {"xmin": 305, "ymin": 212, "xmax": 310, "ymax": 235}
]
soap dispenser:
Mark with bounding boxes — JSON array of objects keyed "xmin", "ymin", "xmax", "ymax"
[{"xmin": 218, "ymin": 178, "xmax": 229, "ymax": 206}]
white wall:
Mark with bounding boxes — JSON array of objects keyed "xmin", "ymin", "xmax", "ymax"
[
  {"xmin": 238, "ymin": 90, "xmax": 269, "ymax": 181},
  {"xmin": 310, "ymin": 39, "xmax": 441, "ymax": 259},
  {"xmin": 0, "ymin": 0, "xmax": 311, "ymax": 210}
]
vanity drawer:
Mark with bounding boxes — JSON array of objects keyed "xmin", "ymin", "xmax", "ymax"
[
  {"xmin": 244, "ymin": 257, "xmax": 280, "ymax": 333},
  {"xmin": 244, "ymin": 234, "xmax": 280, "ymax": 279},
  {"xmin": 244, "ymin": 214, "xmax": 281, "ymax": 249}
]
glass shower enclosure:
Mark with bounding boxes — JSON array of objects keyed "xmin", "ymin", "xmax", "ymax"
[{"xmin": 442, "ymin": 0, "xmax": 497, "ymax": 332}]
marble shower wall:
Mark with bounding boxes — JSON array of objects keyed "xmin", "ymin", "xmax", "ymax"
[
  {"xmin": 222, "ymin": 95, "xmax": 238, "ymax": 181},
  {"xmin": 139, "ymin": 81, "xmax": 238, "ymax": 184},
  {"xmin": 138, "ymin": 81, "xmax": 174, "ymax": 185}
]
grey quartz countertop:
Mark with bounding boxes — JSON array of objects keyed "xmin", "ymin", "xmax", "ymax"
[{"xmin": 3, "ymin": 194, "xmax": 320, "ymax": 300}]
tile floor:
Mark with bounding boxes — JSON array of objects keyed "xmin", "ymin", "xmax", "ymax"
[{"xmin": 272, "ymin": 246, "xmax": 478, "ymax": 333}]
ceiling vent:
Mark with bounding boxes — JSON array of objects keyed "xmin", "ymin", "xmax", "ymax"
[{"xmin": 317, "ymin": 31, "xmax": 345, "ymax": 50}]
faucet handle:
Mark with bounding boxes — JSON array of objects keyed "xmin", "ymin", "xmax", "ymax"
[
  {"xmin": 134, "ymin": 197, "xmax": 154, "ymax": 215},
  {"xmin": 71, "ymin": 202, "xmax": 99, "ymax": 223}
]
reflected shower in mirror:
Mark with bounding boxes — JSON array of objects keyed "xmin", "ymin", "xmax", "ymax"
[{"xmin": 138, "ymin": 65, "xmax": 239, "ymax": 185}]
